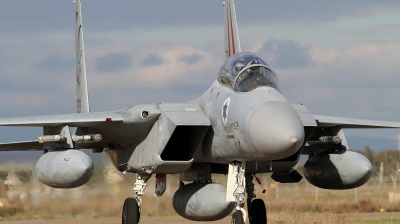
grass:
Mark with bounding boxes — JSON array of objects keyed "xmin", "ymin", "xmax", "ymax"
[
  {"xmin": 354, "ymin": 220, "xmax": 400, "ymax": 224},
  {"xmin": 1, "ymin": 166, "xmax": 400, "ymax": 222}
]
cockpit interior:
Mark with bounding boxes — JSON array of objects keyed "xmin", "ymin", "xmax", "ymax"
[{"xmin": 217, "ymin": 52, "xmax": 281, "ymax": 93}]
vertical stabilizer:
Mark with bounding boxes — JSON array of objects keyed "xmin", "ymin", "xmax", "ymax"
[
  {"xmin": 74, "ymin": 0, "xmax": 90, "ymax": 113},
  {"xmin": 224, "ymin": 0, "xmax": 241, "ymax": 58}
]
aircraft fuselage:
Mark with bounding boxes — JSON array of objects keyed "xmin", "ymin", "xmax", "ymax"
[{"xmin": 197, "ymin": 80, "xmax": 305, "ymax": 162}]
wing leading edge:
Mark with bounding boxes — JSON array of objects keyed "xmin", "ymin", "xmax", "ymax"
[
  {"xmin": 0, "ymin": 112, "xmax": 123, "ymax": 127},
  {"xmin": 314, "ymin": 115, "xmax": 400, "ymax": 129},
  {"xmin": 292, "ymin": 104, "xmax": 400, "ymax": 128},
  {"xmin": 0, "ymin": 141, "xmax": 42, "ymax": 151}
]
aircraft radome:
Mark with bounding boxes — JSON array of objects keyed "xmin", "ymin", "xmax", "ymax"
[{"xmin": 1, "ymin": 1, "xmax": 400, "ymax": 224}]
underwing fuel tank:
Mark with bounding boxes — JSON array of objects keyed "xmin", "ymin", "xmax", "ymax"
[
  {"xmin": 304, "ymin": 151, "xmax": 372, "ymax": 189},
  {"xmin": 36, "ymin": 150, "xmax": 94, "ymax": 188},
  {"xmin": 172, "ymin": 182, "xmax": 235, "ymax": 221}
]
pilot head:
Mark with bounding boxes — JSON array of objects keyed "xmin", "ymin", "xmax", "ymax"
[{"xmin": 234, "ymin": 62, "xmax": 244, "ymax": 75}]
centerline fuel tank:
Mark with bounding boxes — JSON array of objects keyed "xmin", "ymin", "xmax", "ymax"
[{"xmin": 172, "ymin": 182, "xmax": 234, "ymax": 221}]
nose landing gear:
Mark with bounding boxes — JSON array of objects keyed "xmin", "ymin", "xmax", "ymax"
[
  {"xmin": 228, "ymin": 163, "xmax": 267, "ymax": 224},
  {"xmin": 122, "ymin": 170, "xmax": 150, "ymax": 224},
  {"xmin": 122, "ymin": 169, "xmax": 167, "ymax": 224},
  {"xmin": 122, "ymin": 198, "xmax": 139, "ymax": 224},
  {"xmin": 250, "ymin": 199, "xmax": 267, "ymax": 224},
  {"xmin": 246, "ymin": 174, "xmax": 267, "ymax": 224},
  {"xmin": 231, "ymin": 210, "xmax": 245, "ymax": 224}
]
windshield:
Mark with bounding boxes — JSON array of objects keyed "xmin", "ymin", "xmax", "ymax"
[
  {"xmin": 217, "ymin": 52, "xmax": 281, "ymax": 92},
  {"xmin": 234, "ymin": 65, "xmax": 280, "ymax": 92}
]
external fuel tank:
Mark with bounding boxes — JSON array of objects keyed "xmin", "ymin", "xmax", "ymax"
[{"xmin": 36, "ymin": 150, "xmax": 94, "ymax": 188}]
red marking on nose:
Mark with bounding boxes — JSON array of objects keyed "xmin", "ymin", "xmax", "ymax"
[{"xmin": 106, "ymin": 118, "xmax": 112, "ymax": 122}]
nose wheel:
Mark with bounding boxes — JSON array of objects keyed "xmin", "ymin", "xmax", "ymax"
[
  {"xmin": 122, "ymin": 198, "xmax": 140, "ymax": 224},
  {"xmin": 250, "ymin": 199, "xmax": 267, "ymax": 224},
  {"xmin": 246, "ymin": 174, "xmax": 267, "ymax": 224},
  {"xmin": 122, "ymin": 170, "xmax": 153, "ymax": 224},
  {"xmin": 231, "ymin": 210, "xmax": 245, "ymax": 224}
]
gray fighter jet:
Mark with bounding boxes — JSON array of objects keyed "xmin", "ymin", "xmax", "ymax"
[{"xmin": 1, "ymin": 1, "xmax": 399, "ymax": 224}]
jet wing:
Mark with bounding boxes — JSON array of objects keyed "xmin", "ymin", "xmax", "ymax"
[
  {"xmin": 299, "ymin": 113, "xmax": 400, "ymax": 155},
  {"xmin": 0, "ymin": 104, "xmax": 162, "ymax": 151},
  {"xmin": 0, "ymin": 112, "xmax": 124, "ymax": 151},
  {"xmin": 313, "ymin": 115, "xmax": 400, "ymax": 128},
  {"xmin": 0, "ymin": 112, "xmax": 123, "ymax": 127},
  {"xmin": 0, "ymin": 141, "xmax": 42, "ymax": 151}
]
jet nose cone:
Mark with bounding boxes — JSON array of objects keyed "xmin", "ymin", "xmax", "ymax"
[{"xmin": 247, "ymin": 101, "xmax": 305, "ymax": 160}]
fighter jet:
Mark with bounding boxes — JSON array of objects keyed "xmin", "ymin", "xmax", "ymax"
[{"xmin": 1, "ymin": 1, "xmax": 399, "ymax": 224}]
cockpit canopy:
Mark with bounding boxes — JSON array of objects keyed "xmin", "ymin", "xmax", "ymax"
[{"xmin": 217, "ymin": 52, "xmax": 281, "ymax": 92}]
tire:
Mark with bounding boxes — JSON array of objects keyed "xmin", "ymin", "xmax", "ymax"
[
  {"xmin": 122, "ymin": 198, "xmax": 140, "ymax": 224},
  {"xmin": 251, "ymin": 199, "xmax": 267, "ymax": 224},
  {"xmin": 231, "ymin": 210, "xmax": 245, "ymax": 224}
]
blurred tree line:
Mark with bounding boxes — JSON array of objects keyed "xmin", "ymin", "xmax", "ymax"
[{"xmin": 353, "ymin": 146, "xmax": 400, "ymax": 177}]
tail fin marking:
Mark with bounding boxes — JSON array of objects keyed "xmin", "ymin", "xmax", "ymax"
[
  {"xmin": 74, "ymin": 0, "xmax": 90, "ymax": 113},
  {"xmin": 224, "ymin": 0, "xmax": 241, "ymax": 58}
]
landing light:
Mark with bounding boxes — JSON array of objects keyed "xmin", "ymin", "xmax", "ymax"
[
  {"xmin": 237, "ymin": 186, "xmax": 245, "ymax": 194},
  {"xmin": 238, "ymin": 195, "xmax": 245, "ymax": 204}
]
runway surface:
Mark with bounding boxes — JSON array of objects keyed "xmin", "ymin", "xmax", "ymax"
[
  {"xmin": 3, "ymin": 212, "xmax": 400, "ymax": 223},
  {"xmin": 0, "ymin": 216, "xmax": 230, "ymax": 224}
]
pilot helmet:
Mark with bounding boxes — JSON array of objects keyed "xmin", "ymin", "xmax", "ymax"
[{"xmin": 234, "ymin": 62, "xmax": 244, "ymax": 75}]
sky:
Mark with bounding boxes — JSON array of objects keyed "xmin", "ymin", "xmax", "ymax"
[{"xmin": 0, "ymin": 1, "xmax": 400, "ymax": 150}]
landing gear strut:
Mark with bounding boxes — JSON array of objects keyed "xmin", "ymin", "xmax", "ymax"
[
  {"xmin": 122, "ymin": 170, "xmax": 152, "ymax": 224},
  {"xmin": 229, "ymin": 162, "xmax": 247, "ymax": 223},
  {"xmin": 246, "ymin": 174, "xmax": 256, "ymax": 223},
  {"xmin": 228, "ymin": 163, "xmax": 267, "ymax": 224},
  {"xmin": 246, "ymin": 174, "xmax": 267, "ymax": 224}
]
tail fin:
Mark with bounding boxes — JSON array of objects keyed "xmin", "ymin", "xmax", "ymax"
[
  {"xmin": 74, "ymin": 0, "xmax": 90, "ymax": 113},
  {"xmin": 224, "ymin": 0, "xmax": 241, "ymax": 58}
]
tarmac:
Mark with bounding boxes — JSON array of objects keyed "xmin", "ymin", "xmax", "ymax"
[
  {"xmin": 3, "ymin": 213, "xmax": 400, "ymax": 223},
  {"xmin": 0, "ymin": 216, "xmax": 230, "ymax": 224}
]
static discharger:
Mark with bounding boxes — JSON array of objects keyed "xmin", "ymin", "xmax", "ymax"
[
  {"xmin": 74, "ymin": 134, "xmax": 102, "ymax": 143},
  {"xmin": 38, "ymin": 135, "xmax": 66, "ymax": 143}
]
